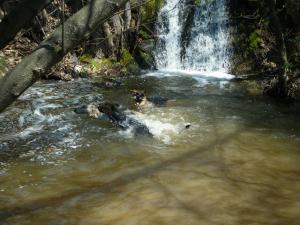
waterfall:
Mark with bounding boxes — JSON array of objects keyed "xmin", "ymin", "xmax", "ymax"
[{"xmin": 155, "ymin": 0, "xmax": 231, "ymax": 73}]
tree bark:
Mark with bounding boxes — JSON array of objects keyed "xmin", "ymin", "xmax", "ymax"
[
  {"xmin": 132, "ymin": 0, "xmax": 142, "ymax": 51},
  {"xmin": 103, "ymin": 22, "xmax": 115, "ymax": 56},
  {"xmin": 124, "ymin": 1, "xmax": 131, "ymax": 30},
  {"xmin": 0, "ymin": 6, "xmax": 4, "ymax": 22},
  {"xmin": 112, "ymin": 14, "xmax": 124, "ymax": 59},
  {"xmin": 0, "ymin": 0, "xmax": 53, "ymax": 50},
  {"xmin": 265, "ymin": 0, "xmax": 289, "ymax": 97},
  {"xmin": 0, "ymin": 0, "xmax": 127, "ymax": 112}
]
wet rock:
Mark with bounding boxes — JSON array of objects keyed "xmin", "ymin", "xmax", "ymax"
[
  {"xmin": 185, "ymin": 123, "xmax": 191, "ymax": 129},
  {"xmin": 180, "ymin": 0, "xmax": 197, "ymax": 60},
  {"xmin": 264, "ymin": 75, "xmax": 300, "ymax": 101},
  {"xmin": 93, "ymin": 77, "xmax": 123, "ymax": 89},
  {"xmin": 133, "ymin": 44, "xmax": 156, "ymax": 70},
  {"xmin": 71, "ymin": 65, "xmax": 92, "ymax": 79},
  {"xmin": 74, "ymin": 104, "xmax": 103, "ymax": 119},
  {"xmin": 45, "ymin": 72, "xmax": 73, "ymax": 81},
  {"xmin": 131, "ymin": 90, "xmax": 168, "ymax": 108}
]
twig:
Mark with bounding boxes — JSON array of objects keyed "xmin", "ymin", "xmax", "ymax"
[{"xmin": 61, "ymin": 0, "xmax": 65, "ymax": 54}]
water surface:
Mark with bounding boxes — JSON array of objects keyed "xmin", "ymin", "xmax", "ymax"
[{"xmin": 0, "ymin": 72, "xmax": 300, "ymax": 225}]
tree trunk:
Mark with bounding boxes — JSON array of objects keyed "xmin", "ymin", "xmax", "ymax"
[
  {"xmin": 136, "ymin": 0, "xmax": 142, "ymax": 35},
  {"xmin": 103, "ymin": 22, "xmax": 115, "ymax": 56},
  {"xmin": 124, "ymin": 1, "xmax": 131, "ymax": 30},
  {"xmin": 265, "ymin": 0, "xmax": 289, "ymax": 98},
  {"xmin": 132, "ymin": 0, "xmax": 142, "ymax": 51},
  {"xmin": 112, "ymin": 14, "xmax": 124, "ymax": 60},
  {"xmin": 0, "ymin": 0, "xmax": 53, "ymax": 50},
  {"xmin": 0, "ymin": 0, "xmax": 127, "ymax": 112},
  {"xmin": 0, "ymin": 6, "xmax": 4, "ymax": 22}
]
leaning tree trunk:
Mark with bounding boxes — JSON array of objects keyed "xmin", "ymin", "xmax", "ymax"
[
  {"xmin": 0, "ymin": 0, "xmax": 127, "ymax": 112},
  {"xmin": 265, "ymin": 0, "xmax": 289, "ymax": 98},
  {"xmin": 0, "ymin": 0, "xmax": 53, "ymax": 50}
]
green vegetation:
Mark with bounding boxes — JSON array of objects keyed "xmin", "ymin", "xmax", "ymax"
[
  {"xmin": 249, "ymin": 30, "xmax": 262, "ymax": 50},
  {"xmin": 120, "ymin": 49, "xmax": 134, "ymax": 65},
  {"xmin": 141, "ymin": 0, "xmax": 164, "ymax": 22},
  {"xmin": 139, "ymin": 30, "xmax": 151, "ymax": 40},
  {"xmin": 80, "ymin": 54, "xmax": 114, "ymax": 74}
]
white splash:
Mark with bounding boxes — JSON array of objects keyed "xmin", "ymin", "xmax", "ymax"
[
  {"xmin": 155, "ymin": 0, "xmax": 182, "ymax": 70},
  {"xmin": 155, "ymin": 0, "xmax": 231, "ymax": 75},
  {"xmin": 145, "ymin": 69, "xmax": 234, "ymax": 80},
  {"xmin": 128, "ymin": 110, "xmax": 188, "ymax": 144}
]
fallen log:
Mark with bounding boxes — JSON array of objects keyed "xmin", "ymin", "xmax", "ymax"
[{"xmin": 0, "ymin": 0, "xmax": 127, "ymax": 112}]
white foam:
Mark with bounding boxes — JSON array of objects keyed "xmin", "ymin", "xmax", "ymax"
[
  {"xmin": 18, "ymin": 125, "xmax": 44, "ymax": 138},
  {"xmin": 145, "ymin": 69, "xmax": 234, "ymax": 80},
  {"xmin": 128, "ymin": 111, "xmax": 186, "ymax": 144}
]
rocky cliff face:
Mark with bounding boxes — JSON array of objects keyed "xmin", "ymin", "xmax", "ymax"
[{"xmin": 229, "ymin": 0, "xmax": 300, "ymax": 77}]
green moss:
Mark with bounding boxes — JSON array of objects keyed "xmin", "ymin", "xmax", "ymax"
[
  {"xmin": 139, "ymin": 30, "xmax": 151, "ymax": 40},
  {"xmin": 284, "ymin": 62, "xmax": 295, "ymax": 73},
  {"xmin": 141, "ymin": 0, "xmax": 164, "ymax": 22},
  {"xmin": 249, "ymin": 30, "xmax": 262, "ymax": 50},
  {"xmin": 120, "ymin": 49, "xmax": 134, "ymax": 65},
  {"xmin": 79, "ymin": 54, "xmax": 93, "ymax": 64},
  {"xmin": 79, "ymin": 54, "xmax": 114, "ymax": 74}
]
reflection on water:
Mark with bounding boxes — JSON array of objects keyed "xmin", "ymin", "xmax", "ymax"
[{"xmin": 0, "ymin": 72, "xmax": 300, "ymax": 225}]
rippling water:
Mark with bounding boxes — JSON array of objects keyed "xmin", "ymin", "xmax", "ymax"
[{"xmin": 0, "ymin": 72, "xmax": 300, "ymax": 225}]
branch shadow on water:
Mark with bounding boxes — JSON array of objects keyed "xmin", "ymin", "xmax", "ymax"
[{"xmin": 0, "ymin": 128, "xmax": 242, "ymax": 222}]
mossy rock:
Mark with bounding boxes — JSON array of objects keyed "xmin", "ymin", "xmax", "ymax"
[
  {"xmin": 242, "ymin": 80, "xmax": 263, "ymax": 96},
  {"xmin": 120, "ymin": 49, "xmax": 134, "ymax": 65},
  {"xmin": 126, "ymin": 63, "xmax": 141, "ymax": 75},
  {"xmin": 79, "ymin": 54, "xmax": 117, "ymax": 75},
  {"xmin": 230, "ymin": 60, "xmax": 255, "ymax": 75},
  {"xmin": 140, "ymin": 39, "xmax": 155, "ymax": 52},
  {"xmin": 133, "ymin": 46, "xmax": 155, "ymax": 70}
]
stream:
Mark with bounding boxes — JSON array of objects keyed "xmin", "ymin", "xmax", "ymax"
[
  {"xmin": 0, "ymin": 71, "xmax": 300, "ymax": 224},
  {"xmin": 1, "ymin": 0, "xmax": 300, "ymax": 223}
]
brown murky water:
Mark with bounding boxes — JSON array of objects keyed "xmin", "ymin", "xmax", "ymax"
[{"xmin": 0, "ymin": 72, "xmax": 300, "ymax": 225}]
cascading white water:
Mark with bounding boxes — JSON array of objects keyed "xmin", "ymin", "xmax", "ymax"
[
  {"xmin": 155, "ymin": 0, "xmax": 231, "ymax": 73},
  {"xmin": 155, "ymin": 0, "xmax": 183, "ymax": 70}
]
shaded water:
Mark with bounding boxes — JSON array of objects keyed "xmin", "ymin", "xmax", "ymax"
[{"xmin": 1, "ymin": 72, "xmax": 300, "ymax": 225}]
